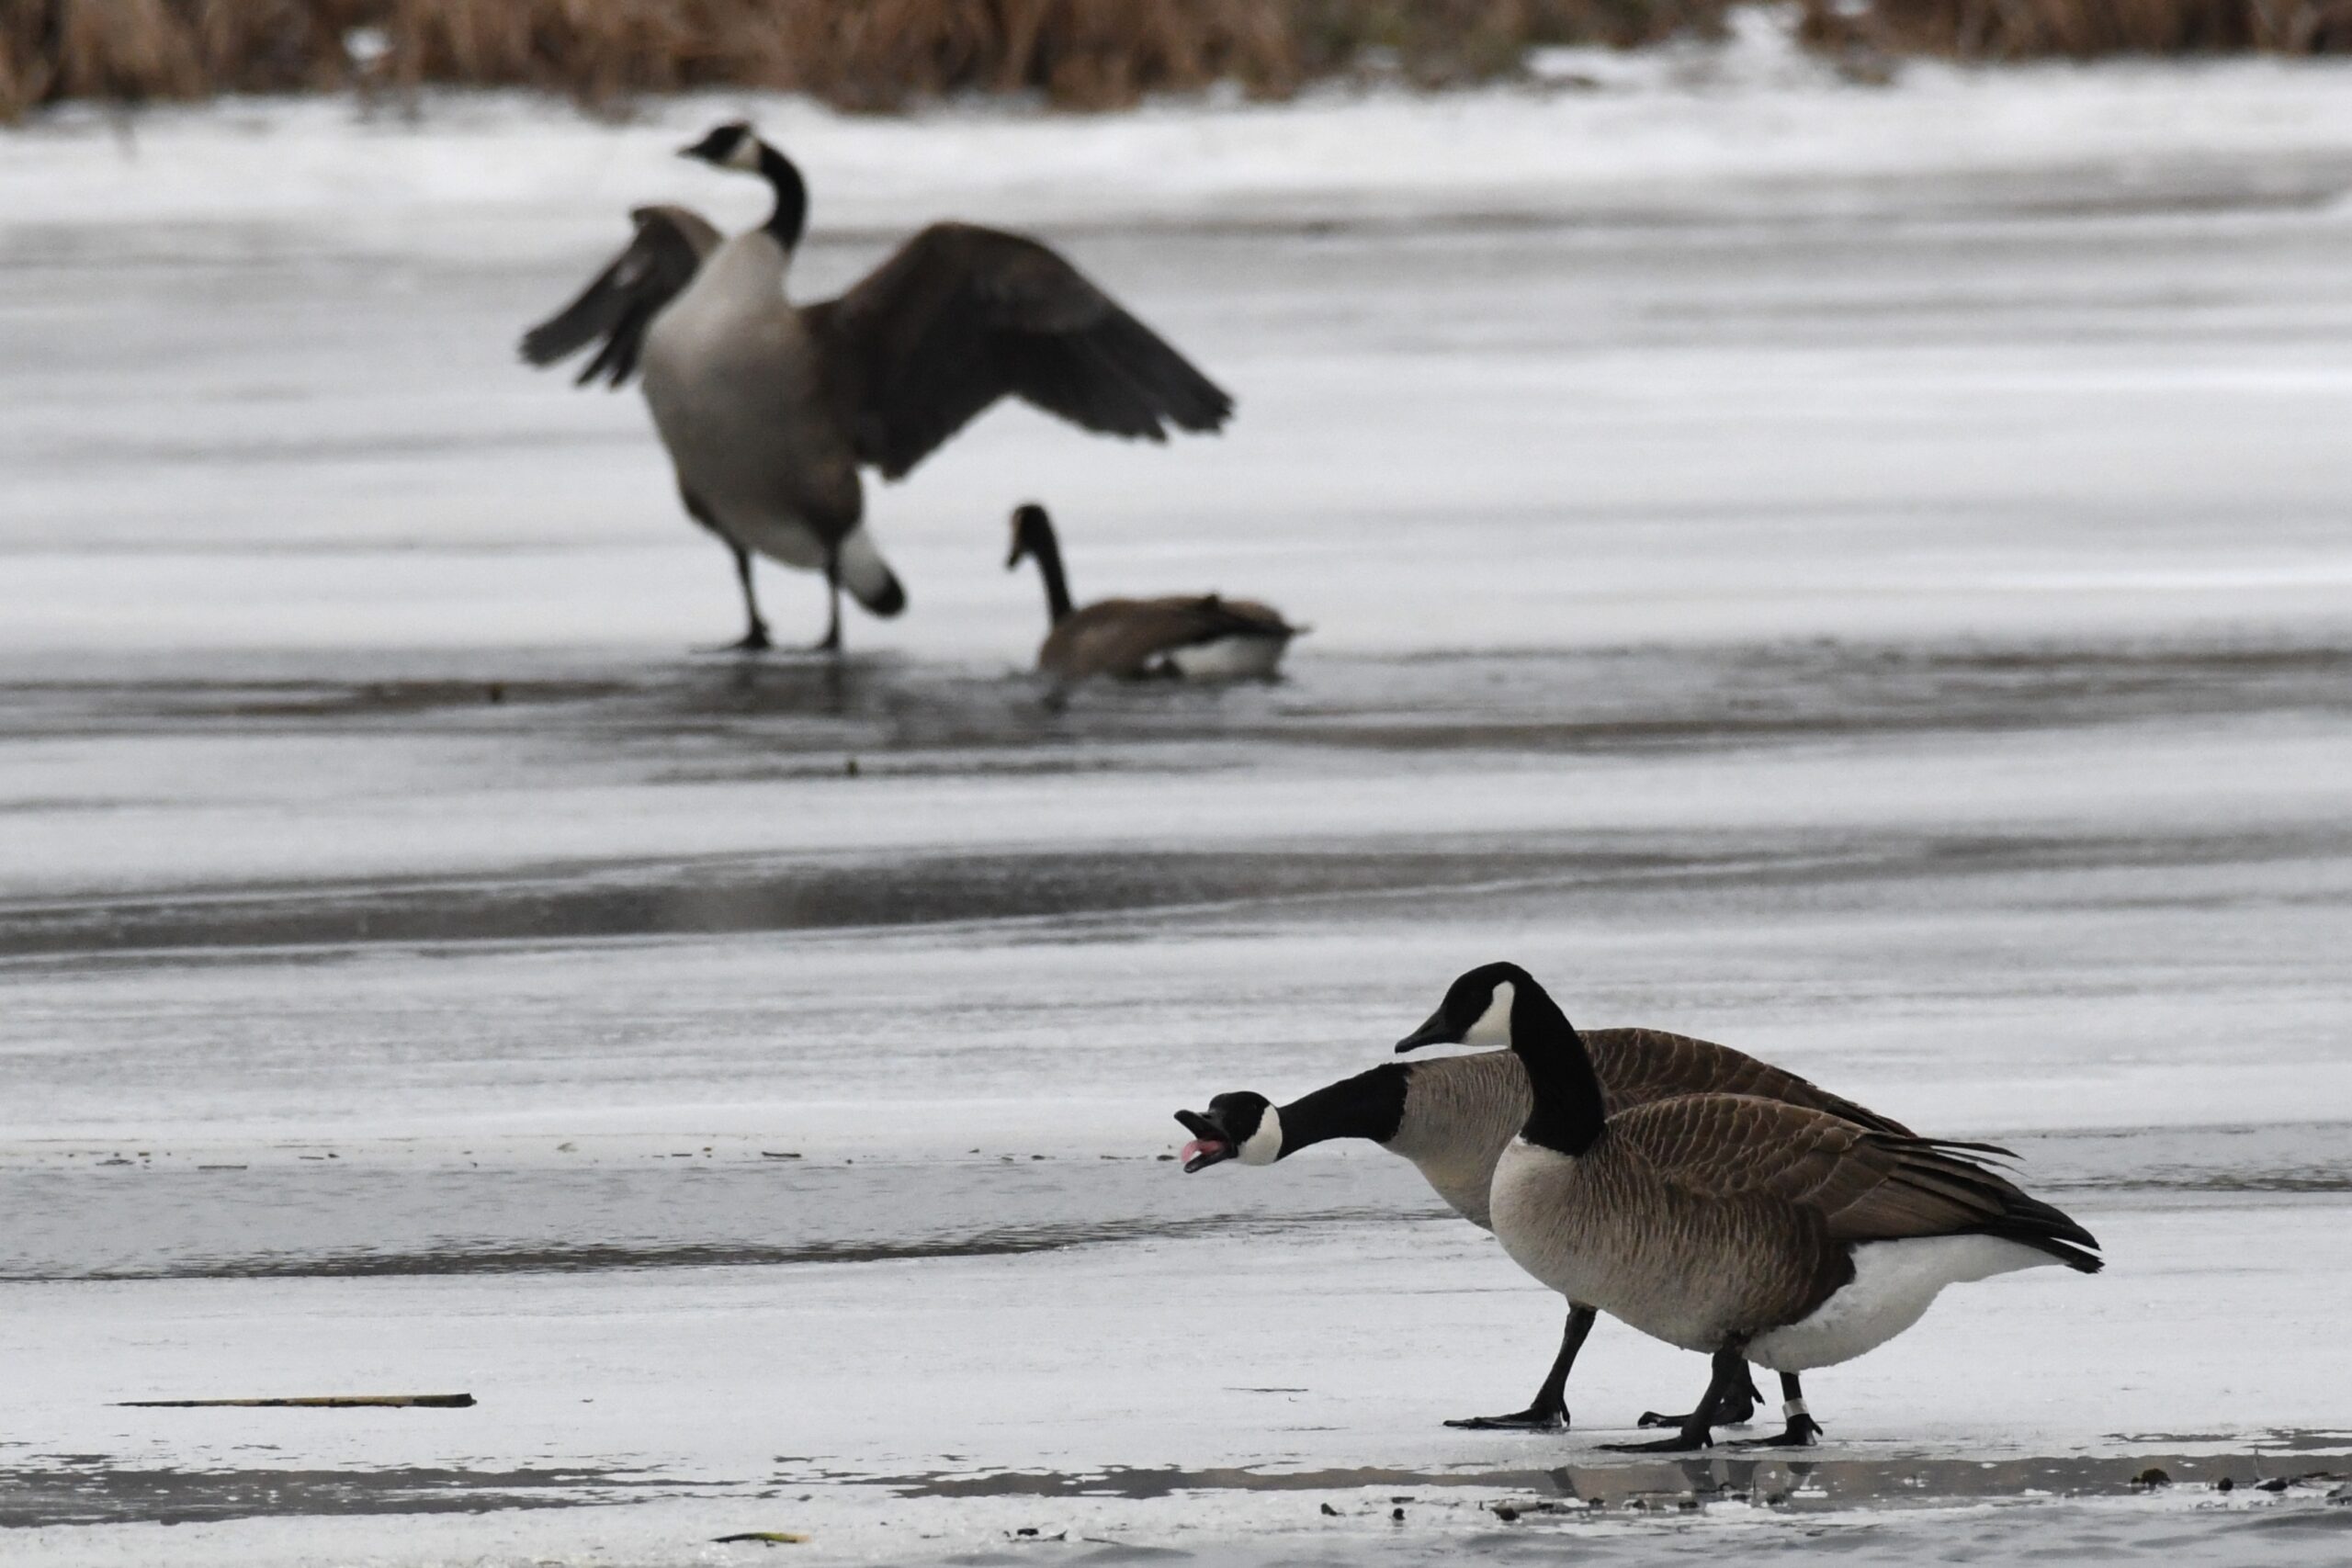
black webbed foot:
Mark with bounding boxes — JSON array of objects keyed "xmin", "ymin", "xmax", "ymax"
[
  {"xmin": 1730, "ymin": 1415, "xmax": 1823, "ymax": 1449},
  {"xmin": 1600, "ymin": 1428, "xmax": 1713, "ymax": 1453},
  {"xmin": 707, "ymin": 623, "xmax": 773, "ymax": 654},
  {"xmin": 1620, "ymin": 1345, "xmax": 1748, "ymax": 1452},
  {"xmin": 1443, "ymin": 1405, "xmax": 1567, "ymax": 1432},
  {"xmin": 1640, "ymin": 1398, "xmax": 1755, "ymax": 1428},
  {"xmin": 1646, "ymin": 1401, "xmax": 1758, "ymax": 1438}
]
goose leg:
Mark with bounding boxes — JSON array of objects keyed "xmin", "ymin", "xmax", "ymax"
[
  {"xmin": 1445, "ymin": 1304, "xmax": 1592, "ymax": 1431},
  {"xmin": 1637, "ymin": 1361, "xmax": 1762, "ymax": 1428},
  {"xmin": 810, "ymin": 552, "xmax": 842, "ymax": 655},
  {"xmin": 724, "ymin": 546, "xmax": 772, "ymax": 653},
  {"xmin": 1730, "ymin": 1372, "xmax": 1823, "ymax": 1449},
  {"xmin": 1600, "ymin": 1345, "xmax": 1747, "ymax": 1452}
]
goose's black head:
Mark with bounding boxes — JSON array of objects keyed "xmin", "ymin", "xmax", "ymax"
[
  {"xmin": 1396, "ymin": 961, "xmax": 1533, "ymax": 1053},
  {"xmin": 1006, "ymin": 502, "xmax": 1055, "ymax": 570},
  {"xmin": 680, "ymin": 122, "xmax": 808, "ymax": 247},
  {"xmin": 1172, "ymin": 1091, "xmax": 1281, "ymax": 1173},
  {"xmin": 679, "ymin": 120, "xmax": 761, "ymax": 171}
]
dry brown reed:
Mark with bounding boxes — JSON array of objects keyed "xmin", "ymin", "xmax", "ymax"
[
  {"xmin": 6, "ymin": 0, "xmax": 2348, "ymax": 126},
  {"xmin": 1800, "ymin": 0, "xmax": 2352, "ymax": 56},
  {"xmin": 0, "ymin": 0, "xmax": 1717, "ymax": 121}
]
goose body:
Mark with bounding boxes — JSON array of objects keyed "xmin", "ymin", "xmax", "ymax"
[
  {"xmin": 1430, "ymin": 962, "xmax": 2099, "ymax": 1450},
  {"xmin": 1174, "ymin": 1029, "xmax": 1915, "ymax": 1429},
  {"xmin": 638, "ymin": 232, "xmax": 879, "ymax": 591},
  {"xmin": 1488, "ymin": 1100, "xmax": 2087, "ymax": 1369},
  {"xmin": 523, "ymin": 123, "xmax": 1233, "ymax": 653},
  {"xmin": 1009, "ymin": 503, "xmax": 1301, "ymax": 684}
]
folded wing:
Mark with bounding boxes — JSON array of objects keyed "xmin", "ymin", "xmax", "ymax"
[
  {"xmin": 1044, "ymin": 596, "xmax": 1292, "ymax": 680},
  {"xmin": 1615, "ymin": 1095, "xmax": 2101, "ymax": 1271},
  {"xmin": 1590, "ymin": 1028, "xmax": 1926, "ymax": 1139}
]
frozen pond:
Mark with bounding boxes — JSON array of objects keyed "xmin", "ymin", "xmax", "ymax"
[{"xmin": 4, "ymin": 54, "xmax": 2352, "ymax": 1566}]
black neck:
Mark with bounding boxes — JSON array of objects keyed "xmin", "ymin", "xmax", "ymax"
[
  {"xmin": 1025, "ymin": 523, "xmax": 1075, "ymax": 625},
  {"xmin": 1272, "ymin": 1065, "xmax": 1409, "ymax": 1157},
  {"xmin": 1508, "ymin": 978, "xmax": 1606, "ymax": 1156},
  {"xmin": 757, "ymin": 144, "xmax": 808, "ymax": 248}
]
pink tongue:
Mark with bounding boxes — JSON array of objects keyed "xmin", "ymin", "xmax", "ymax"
[{"xmin": 1180, "ymin": 1138, "xmax": 1227, "ymax": 1168}]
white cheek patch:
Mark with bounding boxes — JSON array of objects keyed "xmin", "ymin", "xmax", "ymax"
[
  {"xmin": 1461, "ymin": 981, "xmax": 1515, "ymax": 1047},
  {"xmin": 1237, "ymin": 1107, "xmax": 1284, "ymax": 1166},
  {"xmin": 726, "ymin": 136, "xmax": 763, "ymax": 173}
]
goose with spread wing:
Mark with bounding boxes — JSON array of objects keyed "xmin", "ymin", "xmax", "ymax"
[{"xmin": 521, "ymin": 122, "xmax": 1235, "ymax": 653}]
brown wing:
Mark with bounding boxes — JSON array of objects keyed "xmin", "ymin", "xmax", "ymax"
[
  {"xmin": 807, "ymin": 222, "xmax": 1234, "ymax": 480},
  {"xmin": 1611, "ymin": 1095, "xmax": 2100, "ymax": 1269},
  {"xmin": 1585, "ymin": 1027, "xmax": 1917, "ymax": 1138},
  {"xmin": 519, "ymin": 205, "xmax": 719, "ymax": 388},
  {"xmin": 1039, "ymin": 595, "xmax": 1293, "ymax": 680}
]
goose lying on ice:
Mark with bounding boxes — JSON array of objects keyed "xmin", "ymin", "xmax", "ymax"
[{"xmin": 1007, "ymin": 503, "xmax": 1301, "ymax": 684}]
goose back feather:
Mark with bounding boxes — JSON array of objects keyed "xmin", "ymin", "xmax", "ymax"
[
  {"xmin": 1389, "ymin": 1032, "xmax": 1923, "ymax": 1228},
  {"xmin": 1039, "ymin": 593, "xmax": 1297, "ymax": 682}
]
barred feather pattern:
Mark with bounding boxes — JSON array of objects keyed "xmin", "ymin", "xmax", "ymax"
[
  {"xmin": 1383, "ymin": 1029, "xmax": 1919, "ymax": 1230},
  {"xmin": 1491, "ymin": 1094, "xmax": 2099, "ymax": 1357}
]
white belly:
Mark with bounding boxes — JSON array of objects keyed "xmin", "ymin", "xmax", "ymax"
[
  {"xmin": 1747, "ymin": 1235, "xmax": 2054, "ymax": 1371},
  {"xmin": 639, "ymin": 236, "xmax": 854, "ymax": 571},
  {"xmin": 710, "ymin": 513, "xmax": 828, "ymax": 570},
  {"xmin": 1167, "ymin": 633, "xmax": 1289, "ymax": 680}
]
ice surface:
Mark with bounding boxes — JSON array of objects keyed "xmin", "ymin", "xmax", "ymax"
[{"xmin": 4, "ymin": 18, "xmax": 2351, "ymax": 1563}]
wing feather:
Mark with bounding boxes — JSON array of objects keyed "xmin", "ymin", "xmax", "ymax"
[
  {"xmin": 811, "ymin": 222, "xmax": 1234, "ymax": 480},
  {"xmin": 1610, "ymin": 1095, "xmax": 2101, "ymax": 1269},
  {"xmin": 1586, "ymin": 1028, "xmax": 1917, "ymax": 1137},
  {"xmin": 519, "ymin": 205, "xmax": 718, "ymax": 389},
  {"xmin": 1041, "ymin": 596, "xmax": 1294, "ymax": 680}
]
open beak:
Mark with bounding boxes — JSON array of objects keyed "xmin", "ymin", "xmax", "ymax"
[
  {"xmin": 1173, "ymin": 1108, "xmax": 1236, "ymax": 1172},
  {"xmin": 1395, "ymin": 1008, "xmax": 1457, "ymax": 1054}
]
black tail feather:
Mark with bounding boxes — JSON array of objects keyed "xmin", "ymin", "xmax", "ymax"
[{"xmin": 1865, "ymin": 1131, "xmax": 2103, "ymax": 1272}]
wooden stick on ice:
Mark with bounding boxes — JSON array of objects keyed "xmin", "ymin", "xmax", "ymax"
[{"xmin": 119, "ymin": 1393, "xmax": 476, "ymax": 1408}]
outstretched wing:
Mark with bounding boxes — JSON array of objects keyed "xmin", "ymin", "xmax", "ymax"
[
  {"xmin": 808, "ymin": 222, "xmax": 1234, "ymax": 480},
  {"xmin": 519, "ymin": 205, "xmax": 720, "ymax": 388},
  {"xmin": 1613, "ymin": 1095, "xmax": 2101, "ymax": 1270}
]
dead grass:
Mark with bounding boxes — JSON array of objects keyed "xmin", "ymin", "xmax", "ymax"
[
  {"xmin": 0, "ymin": 0, "xmax": 1723, "ymax": 121},
  {"xmin": 5, "ymin": 0, "xmax": 2349, "ymax": 125},
  {"xmin": 1800, "ymin": 0, "xmax": 2352, "ymax": 55}
]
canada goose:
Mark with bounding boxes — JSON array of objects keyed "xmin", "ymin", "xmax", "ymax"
[
  {"xmin": 1405, "ymin": 963, "xmax": 2100, "ymax": 1450},
  {"xmin": 1007, "ymin": 503, "xmax": 1301, "ymax": 683},
  {"xmin": 522, "ymin": 122, "xmax": 1234, "ymax": 653},
  {"xmin": 1173, "ymin": 1025, "xmax": 1915, "ymax": 1430}
]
